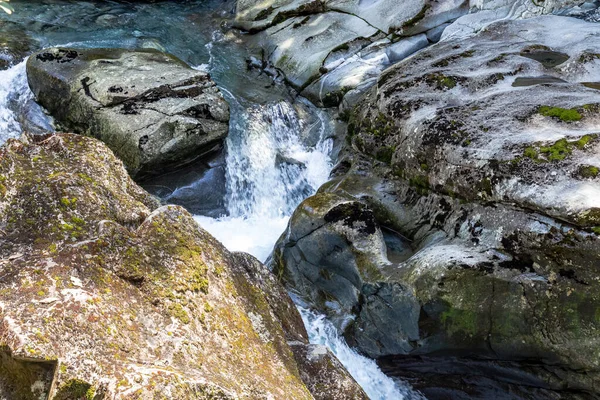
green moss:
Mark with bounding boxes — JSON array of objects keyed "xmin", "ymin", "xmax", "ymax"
[
  {"xmin": 54, "ymin": 379, "xmax": 93, "ymax": 400},
  {"xmin": 409, "ymin": 175, "xmax": 430, "ymax": 194},
  {"xmin": 540, "ymin": 138, "xmax": 570, "ymax": 161},
  {"xmin": 539, "ymin": 106, "xmax": 582, "ymax": 122},
  {"xmin": 523, "ymin": 135, "xmax": 597, "ymax": 163},
  {"xmin": 440, "ymin": 307, "xmax": 479, "ymax": 336},
  {"xmin": 402, "ymin": 4, "xmax": 430, "ymax": 29},
  {"xmin": 592, "ymin": 227, "xmax": 600, "ymax": 235},
  {"xmin": 575, "ymin": 135, "xmax": 594, "ymax": 149},
  {"xmin": 169, "ymin": 303, "xmax": 190, "ymax": 324},
  {"xmin": 71, "ymin": 216, "xmax": 85, "ymax": 226},
  {"xmin": 375, "ymin": 146, "xmax": 395, "ymax": 164},
  {"xmin": 524, "ymin": 147, "xmax": 538, "ymax": 159},
  {"xmin": 426, "ymin": 73, "xmax": 458, "ymax": 90},
  {"xmin": 578, "ymin": 165, "xmax": 599, "ymax": 179}
]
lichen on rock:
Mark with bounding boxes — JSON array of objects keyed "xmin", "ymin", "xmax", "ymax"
[{"xmin": 0, "ymin": 133, "xmax": 365, "ymax": 399}]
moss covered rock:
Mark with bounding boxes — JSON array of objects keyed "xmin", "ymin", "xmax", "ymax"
[
  {"xmin": 0, "ymin": 133, "xmax": 365, "ymax": 399},
  {"xmin": 26, "ymin": 47, "xmax": 229, "ymax": 178}
]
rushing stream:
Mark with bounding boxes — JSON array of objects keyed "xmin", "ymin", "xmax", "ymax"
[{"xmin": 0, "ymin": 1, "xmax": 421, "ymax": 398}]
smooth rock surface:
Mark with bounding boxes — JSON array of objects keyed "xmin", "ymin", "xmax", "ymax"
[
  {"xmin": 26, "ymin": 47, "xmax": 230, "ymax": 178},
  {"xmin": 273, "ymin": 14, "xmax": 600, "ymax": 399},
  {"xmin": 235, "ymin": 0, "xmax": 581, "ymax": 108}
]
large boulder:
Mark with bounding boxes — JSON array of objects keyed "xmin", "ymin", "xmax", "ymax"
[
  {"xmin": 0, "ymin": 132, "xmax": 366, "ymax": 399},
  {"xmin": 26, "ymin": 47, "xmax": 230, "ymax": 178},
  {"xmin": 273, "ymin": 15, "xmax": 600, "ymax": 399}
]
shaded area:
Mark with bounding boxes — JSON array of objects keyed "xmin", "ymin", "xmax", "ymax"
[
  {"xmin": 0, "ymin": 347, "xmax": 56, "ymax": 400},
  {"xmin": 378, "ymin": 355, "xmax": 596, "ymax": 400}
]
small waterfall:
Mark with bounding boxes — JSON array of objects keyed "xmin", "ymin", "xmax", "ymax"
[
  {"xmin": 224, "ymin": 99, "xmax": 332, "ymax": 218},
  {"xmin": 194, "ymin": 96, "xmax": 332, "ymax": 261},
  {"xmin": 194, "ymin": 91, "xmax": 419, "ymax": 399},
  {"xmin": 300, "ymin": 308, "xmax": 425, "ymax": 400},
  {"xmin": 0, "ymin": 61, "xmax": 31, "ymax": 144}
]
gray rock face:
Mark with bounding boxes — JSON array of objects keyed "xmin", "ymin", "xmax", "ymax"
[
  {"xmin": 235, "ymin": 0, "xmax": 582, "ymax": 108},
  {"xmin": 235, "ymin": 0, "xmax": 469, "ymax": 106},
  {"xmin": 26, "ymin": 47, "xmax": 230, "ymax": 178},
  {"xmin": 273, "ymin": 14, "xmax": 600, "ymax": 398}
]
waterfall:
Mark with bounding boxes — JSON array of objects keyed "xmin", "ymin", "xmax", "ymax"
[
  {"xmin": 194, "ymin": 95, "xmax": 333, "ymax": 262},
  {"xmin": 194, "ymin": 90, "xmax": 421, "ymax": 400},
  {"xmin": 0, "ymin": 61, "xmax": 31, "ymax": 144},
  {"xmin": 300, "ymin": 308, "xmax": 426, "ymax": 400}
]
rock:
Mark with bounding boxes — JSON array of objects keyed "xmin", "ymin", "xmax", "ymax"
[
  {"xmin": 0, "ymin": 21, "xmax": 38, "ymax": 70},
  {"xmin": 0, "ymin": 133, "xmax": 365, "ymax": 399},
  {"xmin": 231, "ymin": 252, "xmax": 369, "ymax": 400},
  {"xmin": 141, "ymin": 151, "xmax": 228, "ymax": 218},
  {"xmin": 235, "ymin": 0, "xmax": 469, "ymax": 107},
  {"xmin": 386, "ymin": 34, "xmax": 430, "ymax": 63},
  {"xmin": 289, "ymin": 342, "xmax": 369, "ymax": 400},
  {"xmin": 26, "ymin": 47, "xmax": 230, "ymax": 178},
  {"xmin": 425, "ymin": 23, "xmax": 450, "ymax": 42},
  {"xmin": 273, "ymin": 15, "xmax": 600, "ymax": 398},
  {"xmin": 236, "ymin": 0, "xmax": 583, "ymax": 108}
]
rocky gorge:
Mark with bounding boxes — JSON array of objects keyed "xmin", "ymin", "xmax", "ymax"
[{"xmin": 1, "ymin": 0, "xmax": 600, "ymax": 399}]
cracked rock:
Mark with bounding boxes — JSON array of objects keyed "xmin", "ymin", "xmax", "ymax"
[{"xmin": 26, "ymin": 47, "xmax": 230, "ymax": 178}]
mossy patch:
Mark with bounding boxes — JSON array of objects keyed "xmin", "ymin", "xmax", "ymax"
[
  {"xmin": 440, "ymin": 307, "xmax": 479, "ymax": 336},
  {"xmin": 425, "ymin": 73, "xmax": 458, "ymax": 90},
  {"xmin": 519, "ymin": 135, "xmax": 597, "ymax": 163},
  {"xmin": 539, "ymin": 106, "xmax": 582, "ymax": 122},
  {"xmin": 402, "ymin": 4, "xmax": 430, "ymax": 30},
  {"xmin": 54, "ymin": 379, "xmax": 95, "ymax": 400},
  {"xmin": 577, "ymin": 165, "xmax": 599, "ymax": 179}
]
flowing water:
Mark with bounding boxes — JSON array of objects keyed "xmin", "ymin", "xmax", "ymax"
[{"xmin": 0, "ymin": 1, "xmax": 420, "ymax": 398}]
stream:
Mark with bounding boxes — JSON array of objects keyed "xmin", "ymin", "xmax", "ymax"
[{"xmin": 0, "ymin": 1, "xmax": 422, "ymax": 398}]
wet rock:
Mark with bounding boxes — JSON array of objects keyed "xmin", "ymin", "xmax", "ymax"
[
  {"xmin": 274, "ymin": 14, "xmax": 600, "ymax": 398},
  {"xmin": 0, "ymin": 21, "xmax": 38, "ymax": 70},
  {"xmin": 141, "ymin": 151, "xmax": 227, "ymax": 218},
  {"xmin": 0, "ymin": 133, "xmax": 365, "ymax": 399},
  {"xmin": 26, "ymin": 47, "xmax": 230, "ymax": 178},
  {"xmin": 235, "ymin": 0, "xmax": 469, "ymax": 106},
  {"xmin": 231, "ymin": 252, "xmax": 369, "ymax": 400},
  {"xmin": 289, "ymin": 342, "xmax": 369, "ymax": 400}
]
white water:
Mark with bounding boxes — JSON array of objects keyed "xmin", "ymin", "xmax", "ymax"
[
  {"xmin": 193, "ymin": 89, "xmax": 419, "ymax": 400},
  {"xmin": 300, "ymin": 307, "xmax": 425, "ymax": 400},
  {"xmin": 0, "ymin": 61, "xmax": 31, "ymax": 143},
  {"xmin": 194, "ymin": 98, "xmax": 333, "ymax": 262}
]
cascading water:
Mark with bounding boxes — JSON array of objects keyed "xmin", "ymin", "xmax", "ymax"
[
  {"xmin": 194, "ymin": 96, "xmax": 333, "ymax": 262},
  {"xmin": 192, "ymin": 59, "xmax": 420, "ymax": 398},
  {"xmin": 0, "ymin": 61, "xmax": 32, "ymax": 142}
]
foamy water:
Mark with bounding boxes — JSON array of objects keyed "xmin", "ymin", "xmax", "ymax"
[{"xmin": 0, "ymin": 60, "xmax": 31, "ymax": 144}]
